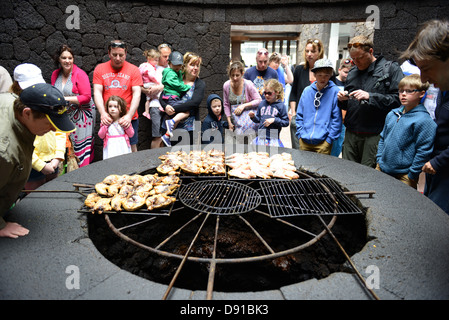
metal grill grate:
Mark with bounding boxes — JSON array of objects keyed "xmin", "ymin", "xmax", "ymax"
[
  {"xmin": 178, "ymin": 180, "xmax": 262, "ymax": 215},
  {"xmin": 259, "ymin": 178, "xmax": 363, "ymax": 217}
]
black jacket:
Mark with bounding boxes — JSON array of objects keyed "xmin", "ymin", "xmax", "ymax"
[{"xmin": 339, "ymin": 56, "xmax": 404, "ymax": 135}]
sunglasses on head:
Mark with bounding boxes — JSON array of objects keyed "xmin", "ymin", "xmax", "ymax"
[
  {"xmin": 257, "ymin": 50, "xmax": 269, "ymax": 56},
  {"xmin": 109, "ymin": 42, "xmax": 126, "ymax": 49},
  {"xmin": 347, "ymin": 42, "xmax": 372, "ymax": 50}
]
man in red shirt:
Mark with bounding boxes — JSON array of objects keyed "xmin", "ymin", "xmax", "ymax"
[{"xmin": 93, "ymin": 40, "xmax": 142, "ymax": 152}]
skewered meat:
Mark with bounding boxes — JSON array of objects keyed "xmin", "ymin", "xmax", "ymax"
[
  {"xmin": 93, "ymin": 197, "xmax": 112, "ymax": 214},
  {"xmin": 146, "ymin": 194, "xmax": 176, "ymax": 210},
  {"xmin": 158, "ymin": 175, "xmax": 180, "ymax": 185},
  {"xmin": 111, "ymin": 194, "xmax": 126, "ymax": 212},
  {"xmin": 95, "ymin": 183, "xmax": 110, "ymax": 196},
  {"xmin": 122, "ymin": 192, "xmax": 149, "ymax": 211},
  {"xmin": 85, "ymin": 193, "xmax": 101, "ymax": 208},
  {"xmin": 180, "ymin": 161, "xmax": 202, "ymax": 175},
  {"xmin": 144, "ymin": 174, "xmax": 161, "ymax": 184}
]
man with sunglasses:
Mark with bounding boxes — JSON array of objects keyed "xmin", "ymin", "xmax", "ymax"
[
  {"xmin": 401, "ymin": 20, "xmax": 449, "ymax": 214},
  {"xmin": 243, "ymin": 48, "xmax": 278, "ymax": 97},
  {"xmin": 337, "ymin": 35, "xmax": 404, "ymax": 168},
  {"xmin": 93, "ymin": 40, "xmax": 143, "ymax": 153}
]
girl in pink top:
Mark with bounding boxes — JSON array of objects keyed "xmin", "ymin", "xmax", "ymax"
[{"xmin": 98, "ymin": 96, "xmax": 135, "ymax": 159}]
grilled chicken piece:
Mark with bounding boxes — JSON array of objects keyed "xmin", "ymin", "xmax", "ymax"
[
  {"xmin": 251, "ymin": 166, "xmax": 273, "ymax": 179},
  {"xmin": 127, "ymin": 175, "xmax": 146, "ymax": 187},
  {"xmin": 158, "ymin": 175, "xmax": 180, "ymax": 185},
  {"xmin": 273, "ymin": 169, "xmax": 299, "ymax": 180},
  {"xmin": 146, "ymin": 194, "xmax": 176, "ymax": 210},
  {"xmin": 111, "ymin": 194, "xmax": 126, "ymax": 212},
  {"xmin": 134, "ymin": 182, "xmax": 153, "ymax": 196},
  {"xmin": 107, "ymin": 183, "xmax": 122, "ymax": 196},
  {"xmin": 180, "ymin": 162, "xmax": 202, "ymax": 175},
  {"xmin": 95, "ymin": 183, "xmax": 110, "ymax": 196},
  {"xmin": 102, "ymin": 174, "xmax": 120, "ymax": 185},
  {"xmin": 157, "ymin": 160, "xmax": 179, "ymax": 175},
  {"xmin": 85, "ymin": 193, "xmax": 101, "ymax": 208},
  {"xmin": 228, "ymin": 168, "xmax": 256, "ymax": 179},
  {"xmin": 144, "ymin": 174, "xmax": 161, "ymax": 184},
  {"xmin": 151, "ymin": 184, "xmax": 179, "ymax": 195},
  {"xmin": 119, "ymin": 185, "xmax": 134, "ymax": 197},
  {"xmin": 122, "ymin": 192, "xmax": 149, "ymax": 211},
  {"xmin": 93, "ymin": 197, "xmax": 112, "ymax": 214}
]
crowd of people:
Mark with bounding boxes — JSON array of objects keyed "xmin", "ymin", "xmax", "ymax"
[{"xmin": 0, "ymin": 19, "xmax": 448, "ymax": 238}]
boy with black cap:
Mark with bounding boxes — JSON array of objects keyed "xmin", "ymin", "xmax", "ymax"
[
  {"xmin": 161, "ymin": 51, "xmax": 191, "ymax": 146},
  {"xmin": 0, "ymin": 83, "xmax": 75, "ymax": 238}
]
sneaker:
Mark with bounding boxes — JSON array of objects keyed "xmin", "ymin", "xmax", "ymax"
[
  {"xmin": 161, "ymin": 134, "xmax": 171, "ymax": 147},
  {"xmin": 165, "ymin": 119, "xmax": 175, "ymax": 137},
  {"xmin": 159, "ymin": 106, "xmax": 165, "ymax": 112},
  {"xmin": 142, "ymin": 112, "xmax": 151, "ymax": 120}
]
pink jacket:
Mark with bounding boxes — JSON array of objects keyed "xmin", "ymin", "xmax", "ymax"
[
  {"xmin": 51, "ymin": 64, "xmax": 92, "ymax": 105},
  {"xmin": 98, "ymin": 123, "xmax": 135, "ymax": 148},
  {"xmin": 223, "ymin": 79, "xmax": 262, "ymax": 117}
]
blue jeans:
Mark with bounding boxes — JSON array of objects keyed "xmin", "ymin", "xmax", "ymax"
[{"xmin": 424, "ymin": 173, "xmax": 449, "ymax": 214}]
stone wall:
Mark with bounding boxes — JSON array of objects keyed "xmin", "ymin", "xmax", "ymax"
[{"xmin": 1, "ymin": 0, "xmax": 448, "ymax": 160}]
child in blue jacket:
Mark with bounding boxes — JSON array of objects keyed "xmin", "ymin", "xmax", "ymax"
[
  {"xmin": 376, "ymin": 74, "xmax": 437, "ymax": 189},
  {"xmin": 248, "ymin": 79, "xmax": 289, "ymax": 147},
  {"xmin": 201, "ymin": 94, "xmax": 228, "ymax": 144},
  {"xmin": 295, "ymin": 59, "xmax": 342, "ymax": 154}
]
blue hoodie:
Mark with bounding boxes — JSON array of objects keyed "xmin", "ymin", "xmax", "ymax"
[
  {"xmin": 201, "ymin": 94, "xmax": 227, "ymax": 144},
  {"xmin": 295, "ymin": 80, "xmax": 342, "ymax": 145}
]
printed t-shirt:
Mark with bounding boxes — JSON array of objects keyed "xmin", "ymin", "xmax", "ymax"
[{"xmin": 93, "ymin": 61, "xmax": 143, "ymax": 120}]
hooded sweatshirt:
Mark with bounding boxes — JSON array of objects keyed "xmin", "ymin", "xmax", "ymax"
[
  {"xmin": 295, "ymin": 80, "xmax": 342, "ymax": 145},
  {"xmin": 377, "ymin": 104, "xmax": 437, "ymax": 180},
  {"xmin": 201, "ymin": 94, "xmax": 227, "ymax": 144}
]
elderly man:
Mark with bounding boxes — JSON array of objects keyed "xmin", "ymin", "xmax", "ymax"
[
  {"xmin": 243, "ymin": 48, "xmax": 278, "ymax": 97},
  {"xmin": 93, "ymin": 40, "xmax": 142, "ymax": 152},
  {"xmin": 401, "ymin": 20, "xmax": 449, "ymax": 214},
  {"xmin": 337, "ymin": 35, "xmax": 404, "ymax": 168}
]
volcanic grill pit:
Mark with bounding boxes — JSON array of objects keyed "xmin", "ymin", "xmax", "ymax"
[{"xmin": 87, "ymin": 168, "xmax": 367, "ymax": 294}]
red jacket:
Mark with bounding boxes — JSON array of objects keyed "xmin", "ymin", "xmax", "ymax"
[{"xmin": 51, "ymin": 64, "xmax": 92, "ymax": 105}]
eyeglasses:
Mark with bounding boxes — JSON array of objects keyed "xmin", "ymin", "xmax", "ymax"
[
  {"xmin": 257, "ymin": 49, "xmax": 269, "ymax": 56},
  {"xmin": 399, "ymin": 89, "xmax": 421, "ymax": 94},
  {"xmin": 314, "ymin": 91, "xmax": 323, "ymax": 108},
  {"xmin": 109, "ymin": 42, "xmax": 126, "ymax": 49},
  {"xmin": 264, "ymin": 91, "xmax": 274, "ymax": 96},
  {"xmin": 347, "ymin": 42, "xmax": 372, "ymax": 50}
]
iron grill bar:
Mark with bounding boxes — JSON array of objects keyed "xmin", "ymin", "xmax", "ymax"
[
  {"xmin": 206, "ymin": 215, "xmax": 220, "ymax": 300},
  {"xmin": 155, "ymin": 212, "xmax": 204, "ymax": 250},
  {"xmin": 163, "ymin": 212, "xmax": 211, "ymax": 300},
  {"xmin": 117, "ymin": 216, "xmax": 158, "ymax": 232},
  {"xmin": 239, "ymin": 215, "xmax": 276, "ymax": 254},
  {"xmin": 254, "ymin": 209, "xmax": 318, "ymax": 238}
]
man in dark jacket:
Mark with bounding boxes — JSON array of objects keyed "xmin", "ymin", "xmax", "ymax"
[
  {"xmin": 401, "ymin": 19, "xmax": 449, "ymax": 214},
  {"xmin": 337, "ymin": 35, "xmax": 404, "ymax": 167}
]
